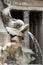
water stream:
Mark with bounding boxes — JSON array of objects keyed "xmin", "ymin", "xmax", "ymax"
[{"xmin": 28, "ymin": 32, "xmax": 42, "ymax": 64}]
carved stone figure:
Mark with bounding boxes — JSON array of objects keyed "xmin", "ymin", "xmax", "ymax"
[
  {"xmin": 0, "ymin": 3, "xmax": 35, "ymax": 65},
  {"xmin": 0, "ymin": 42, "xmax": 35, "ymax": 65}
]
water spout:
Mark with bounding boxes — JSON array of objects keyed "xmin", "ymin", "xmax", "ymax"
[{"xmin": 28, "ymin": 31, "xmax": 42, "ymax": 64}]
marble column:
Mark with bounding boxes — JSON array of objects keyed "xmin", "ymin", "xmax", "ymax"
[{"xmin": 23, "ymin": 10, "xmax": 30, "ymax": 48}]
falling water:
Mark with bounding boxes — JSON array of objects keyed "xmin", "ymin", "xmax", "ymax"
[{"xmin": 28, "ymin": 32, "xmax": 42, "ymax": 64}]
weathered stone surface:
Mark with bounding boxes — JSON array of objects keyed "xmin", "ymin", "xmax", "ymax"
[
  {"xmin": 0, "ymin": 32, "xmax": 10, "ymax": 46},
  {"xmin": 0, "ymin": 17, "xmax": 10, "ymax": 46},
  {"xmin": 0, "ymin": 42, "xmax": 35, "ymax": 65},
  {"xmin": 3, "ymin": 0, "xmax": 43, "ymax": 11},
  {"xmin": 4, "ymin": 0, "xmax": 43, "ymax": 7}
]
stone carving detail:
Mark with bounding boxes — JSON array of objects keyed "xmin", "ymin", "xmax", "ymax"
[
  {"xmin": 4, "ymin": 0, "xmax": 28, "ymax": 6},
  {"xmin": 0, "ymin": 4, "xmax": 35, "ymax": 65}
]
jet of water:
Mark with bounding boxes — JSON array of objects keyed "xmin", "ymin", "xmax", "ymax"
[{"xmin": 28, "ymin": 31, "xmax": 42, "ymax": 64}]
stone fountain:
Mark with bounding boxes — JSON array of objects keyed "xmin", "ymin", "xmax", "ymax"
[{"xmin": 0, "ymin": 3, "xmax": 42, "ymax": 65}]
